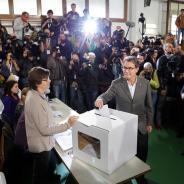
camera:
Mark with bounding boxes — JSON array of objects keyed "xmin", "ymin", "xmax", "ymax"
[
  {"xmin": 55, "ymin": 46, "xmax": 61, "ymax": 58},
  {"xmin": 47, "ymin": 19, "xmax": 52, "ymax": 28},
  {"xmin": 142, "ymin": 36, "xmax": 150, "ymax": 46},
  {"xmin": 87, "ymin": 62, "xmax": 92, "ymax": 68},
  {"xmin": 154, "ymin": 38, "xmax": 162, "ymax": 46},
  {"xmin": 48, "ymin": 19, "xmax": 52, "ymax": 23},
  {"xmin": 138, "ymin": 13, "xmax": 145, "ymax": 24},
  {"xmin": 56, "ymin": 46, "xmax": 60, "ymax": 54},
  {"xmin": 167, "ymin": 56, "xmax": 180, "ymax": 77},
  {"xmin": 37, "ymin": 31, "xmax": 49, "ymax": 41},
  {"xmin": 113, "ymin": 29, "xmax": 124, "ymax": 41},
  {"xmin": 113, "ymin": 47, "xmax": 123, "ymax": 58}
]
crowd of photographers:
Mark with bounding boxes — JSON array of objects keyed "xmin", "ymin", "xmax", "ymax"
[{"xmin": 0, "ymin": 3, "xmax": 184, "ymax": 137}]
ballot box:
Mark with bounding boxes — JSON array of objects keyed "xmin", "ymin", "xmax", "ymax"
[{"xmin": 72, "ymin": 108, "xmax": 138, "ymax": 174}]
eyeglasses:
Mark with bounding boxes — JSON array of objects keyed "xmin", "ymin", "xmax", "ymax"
[{"xmin": 122, "ymin": 66, "xmax": 136, "ymax": 71}]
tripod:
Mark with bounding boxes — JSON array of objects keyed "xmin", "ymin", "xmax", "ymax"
[{"xmin": 138, "ymin": 13, "xmax": 146, "ymax": 40}]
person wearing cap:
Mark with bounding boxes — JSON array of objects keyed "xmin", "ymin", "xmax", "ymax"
[{"xmin": 175, "ymin": 9, "xmax": 184, "ymax": 44}]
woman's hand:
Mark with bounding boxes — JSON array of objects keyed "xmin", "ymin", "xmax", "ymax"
[{"xmin": 68, "ymin": 116, "xmax": 79, "ymax": 127}]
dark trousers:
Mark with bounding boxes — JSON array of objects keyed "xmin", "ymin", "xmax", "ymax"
[
  {"xmin": 136, "ymin": 131, "xmax": 149, "ymax": 184},
  {"xmin": 32, "ymin": 149, "xmax": 60, "ymax": 184},
  {"xmin": 136, "ymin": 131, "xmax": 148, "ymax": 162}
]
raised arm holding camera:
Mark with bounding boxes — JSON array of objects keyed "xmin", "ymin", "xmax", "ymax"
[{"xmin": 13, "ymin": 12, "xmax": 34, "ymax": 40}]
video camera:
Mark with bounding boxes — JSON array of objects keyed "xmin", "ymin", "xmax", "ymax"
[
  {"xmin": 113, "ymin": 29, "xmax": 125, "ymax": 41},
  {"xmin": 138, "ymin": 13, "xmax": 145, "ymax": 24},
  {"xmin": 36, "ymin": 31, "xmax": 50, "ymax": 41},
  {"xmin": 167, "ymin": 55, "xmax": 181, "ymax": 77}
]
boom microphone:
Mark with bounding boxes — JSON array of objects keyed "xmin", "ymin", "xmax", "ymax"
[{"xmin": 125, "ymin": 21, "xmax": 135, "ymax": 28}]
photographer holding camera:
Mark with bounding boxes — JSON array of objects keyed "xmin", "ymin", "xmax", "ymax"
[
  {"xmin": 82, "ymin": 52, "xmax": 98, "ymax": 111},
  {"xmin": 47, "ymin": 47, "xmax": 67, "ymax": 102},
  {"xmin": 168, "ymin": 49, "xmax": 184, "ymax": 137},
  {"xmin": 67, "ymin": 52, "xmax": 85, "ymax": 112},
  {"xmin": 13, "ymin": 12, "xmax": 34, "ymax": 41},
  {"xmin": 157, "ymin": 43, "xmax": 184, "ymax": 130},
  {"xmin": 156, "ymin": 43, "xmax": 173, "ymax": 126},
  {"xmin": 109, "ymin": 46, "xmax": 123, "ymax": 79},
  {"xmin": 41, "ymin": 10, "xmax": 59, "ymax": 47},
  {"xmin": 42, "ymin": 10, "xmax": 58, "ymax": 31},
  {"xmin": 5, "ymin": 52, "xmax": 20, "ymax": 76},
  {"xmin": 112, "ymin": 26, "xmax": 129, "ymax": 50}
]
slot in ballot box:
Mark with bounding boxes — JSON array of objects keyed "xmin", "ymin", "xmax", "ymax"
[{"xmin": 72, "ymin": 108, "xmax": 138, "ymax": 174}]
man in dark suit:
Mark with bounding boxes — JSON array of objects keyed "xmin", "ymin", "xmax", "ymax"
[{"xmin": 95, "ymin": 56, "xmax": 153, "ymax": 184}]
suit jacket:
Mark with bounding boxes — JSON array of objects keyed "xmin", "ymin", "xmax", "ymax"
[
  {"xmin": 25, "ymin": 90, "xmax": 70, "ymax": 153},
  {"xmin": 98, "ymin": 76, "xmax": 153, "ymax": 134}
]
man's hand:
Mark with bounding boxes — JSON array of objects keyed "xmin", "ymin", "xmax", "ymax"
[
  {"xmin": 69, "ymin": 60, "xmax": 74, "ymax": 65},
  {"xmin": 51, "ymin": 32, "xmax": 54, "ymax": 36},
  {"xmin": 95, "ymin": 99, "xmax": 104, "ymax": 109},
  {"xmin": 68, "ymin": 116, "xmax": 79, "ymax": 127},
  {"xmin": 23, "ymin": 22, "xmax": 28, "ymax": 27},
  {"xmin": 146, "ymin": 125, "xmax": 152, "ymax": 133}
]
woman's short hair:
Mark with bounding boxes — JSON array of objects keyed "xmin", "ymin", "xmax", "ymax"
[
  {"xmin": 3, "ymin": 80, "xmax": 18, "ymax": 97},
  {"xmin": 123, "ymin": 56, "xmax": 139, "ymax": 68},
  {"xmin": 28, "ymin": 67, "xmax": 50, "ymax": 90}
]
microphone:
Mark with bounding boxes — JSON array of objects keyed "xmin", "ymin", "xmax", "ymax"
[
  {"xmin": 124, "ymin": 21, "xmax": 135, "ymax": 39},
  {"xmin": 125, "ymin": 21, "xmax": 135, "ymax": 27}
]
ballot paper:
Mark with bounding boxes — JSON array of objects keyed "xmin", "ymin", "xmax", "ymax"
[
  {"xmin": 54, "ymin": 129, "xmax": 72, "ymax": 151},
  {"xmin": 52, "ymin": 111, "xmax": 63, "ymax": 118},
  {"xmin": 98, "ymin": 104, "xmax": 110, "ymax": 118}
]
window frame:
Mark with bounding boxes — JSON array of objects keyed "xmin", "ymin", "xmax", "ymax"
[{"xmin": 0, "ymin": 0, "xmax": 127, "ymax": 23}]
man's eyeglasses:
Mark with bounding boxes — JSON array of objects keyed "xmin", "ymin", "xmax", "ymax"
[{"xmin": 122, "ymin": 67, "xmax": 136, "ymax": 71}]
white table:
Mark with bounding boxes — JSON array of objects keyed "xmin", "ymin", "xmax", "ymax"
[{"xmin": 50, "ymin": 98, "xmax": 151, "ymax": 184}]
